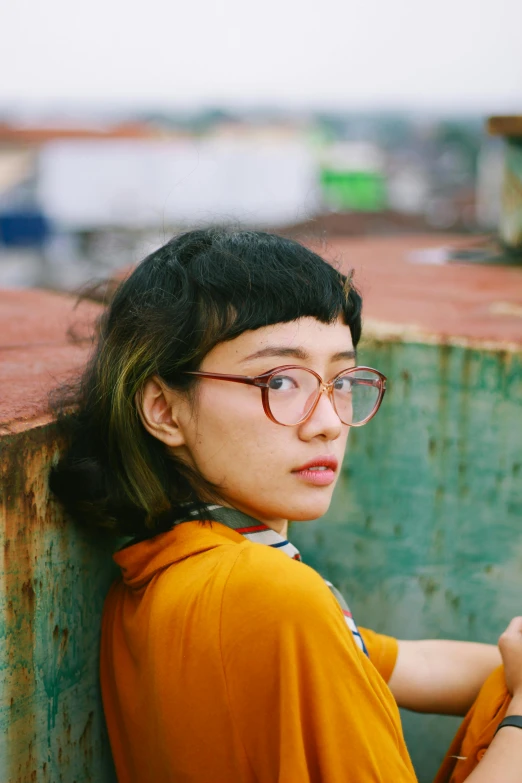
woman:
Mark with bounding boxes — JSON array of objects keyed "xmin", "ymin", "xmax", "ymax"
[{"xmin": 51, "ymin": 228, "xmax": 522, "ymax": 782}]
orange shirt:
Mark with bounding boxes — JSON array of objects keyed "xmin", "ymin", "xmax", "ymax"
[
  {"xmin": 433, "ymin": 665, "xmax": 510, "ymax": 783},
  {"xmin": 359, "ymin": 626, "xmax": 399, "ymax": 684},
  {"xmin": 101, "ymin": 521, "xmax": 416, "ymax": 783}
]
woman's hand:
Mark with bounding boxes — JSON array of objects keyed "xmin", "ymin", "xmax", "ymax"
[{"xmin": 498, "ymin": 616, "xmax": 522, "ymax": 697}]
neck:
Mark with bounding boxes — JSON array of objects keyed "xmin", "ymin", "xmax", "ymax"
[{"xmin": 267, "ymin": 518, "xmax": 288, "ymax": 538}]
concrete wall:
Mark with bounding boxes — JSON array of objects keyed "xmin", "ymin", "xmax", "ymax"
[
  {"xmin": 0, "ymin": 290, "xmax": 117, "ymax": 783},
  {"xmin": 292, "ymin": 335, "xmax": 522, "ymax": 782},
  {"xmin": 0, "ymin": 424, "xmax": 118, "ymax": 783}
]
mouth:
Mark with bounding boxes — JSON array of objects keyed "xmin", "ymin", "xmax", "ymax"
[{"xmin": 292, "ymin": 456, "xmax": 338, "ymax": 486}]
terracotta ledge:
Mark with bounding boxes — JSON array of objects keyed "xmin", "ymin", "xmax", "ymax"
[
  {"xmin": 0, "ymin": 289, "xmax": 101, "ymax": 433},
  {"xmin": 321, "ymin": 235, "xmax": 522, "ymax": 349}
]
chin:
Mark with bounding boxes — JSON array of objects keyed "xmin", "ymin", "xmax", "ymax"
[{"xmin": 284, "ymin": 494, "xmax": 334, "ymax": 522}]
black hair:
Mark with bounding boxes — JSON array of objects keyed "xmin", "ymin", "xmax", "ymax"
[{"xmin": 50, "ymin": 227, "xmax": 362, "ymax": 536}]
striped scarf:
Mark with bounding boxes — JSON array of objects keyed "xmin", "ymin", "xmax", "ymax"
[{"xmin": 181, "ymin": 504, "xmax": 369, "ymax": 657}]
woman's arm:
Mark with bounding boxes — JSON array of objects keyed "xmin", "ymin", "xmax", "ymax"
[
  {"xmin": 463, "ymin": 617, "xmax": 522, "ymax": 783},
  {"xmin": 388, "ymin": 638, "xmax": 501, "ymax": 715}
]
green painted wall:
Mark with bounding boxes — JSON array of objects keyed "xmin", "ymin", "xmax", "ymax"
[
  {"xmin": 0, "ymin": 424, "xmax": 118, "ymax": 783},
  {"xmin": 291, "ymin": 338, "xmax": 522, "ymax": 782}
]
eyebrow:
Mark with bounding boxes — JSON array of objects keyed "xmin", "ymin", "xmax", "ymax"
[{"xmin": 242, "ymin": 346, "xmax": 356, "ymax": 363}]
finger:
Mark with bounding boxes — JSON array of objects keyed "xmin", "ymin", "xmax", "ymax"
[
  {"xmin": 499, "ymin": 616, "xmax": 522, "ymax": 644},
  {"xmin": 504, "ymin": 616, "xmax": 522, "ymax": 635}
]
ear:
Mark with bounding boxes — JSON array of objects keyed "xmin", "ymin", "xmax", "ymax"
[{"xmin": 136, "ymin": 377, "xmax": 187, "ymax": 448}]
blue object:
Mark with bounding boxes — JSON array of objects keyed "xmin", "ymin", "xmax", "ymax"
[{"xmin": 0, "ymin": 210, "xmax": 51, "ymax": 247}]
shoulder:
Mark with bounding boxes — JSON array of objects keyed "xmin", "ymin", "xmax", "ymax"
[
  {"xmin": 218, "ymin": 544, "xmax": 387, "ymax": 708},
  {"xmin": 221, "ymin": 542, "xmax": 344, "ymax": 628}
]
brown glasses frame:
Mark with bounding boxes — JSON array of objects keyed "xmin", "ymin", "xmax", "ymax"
[{"xmin": 185, "ymin": 365, "xmax": 387, "ymax": 427}]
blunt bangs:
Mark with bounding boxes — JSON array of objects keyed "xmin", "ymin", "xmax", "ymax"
[
  {"xmin": 50, "ymin": 227, "xmax": 362, "ymax": 534},
  {"xmin": 112, "ymin": 228, "xmax": 362, "ymax": 384}
]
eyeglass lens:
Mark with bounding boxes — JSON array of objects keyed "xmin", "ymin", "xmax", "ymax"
[{"xmin": 267, "ymin": 368, "xmax": 381, "ymax": 426}]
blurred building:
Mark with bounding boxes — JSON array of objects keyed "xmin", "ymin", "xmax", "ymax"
[
  {"xmin": 0, "ymin": 111, "xmax": 501, "ymax": 288},
  {"xmin": 38, "ymin": 135, "xmax": 318, "ymax": 230},
  {"xmin": 0, "ymin": 119, "xmax": 321, "ymax": 287}
]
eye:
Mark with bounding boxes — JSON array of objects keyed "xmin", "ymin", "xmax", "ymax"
[
  {"xmin": 334, "ymin": 376, "xmax": 353, "ymax": 393},
  {"xmin": 268, "ymin": 374, "xmax": 298, "ymax": 392}
]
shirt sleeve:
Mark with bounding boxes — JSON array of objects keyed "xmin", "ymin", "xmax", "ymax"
[
  {"xmin": 359, "ymin": 627, "xmax": 399, "ymax": 683},
  {"xmin": 220, "ymin": 547, "xmax": 417, "ymax": 783}
]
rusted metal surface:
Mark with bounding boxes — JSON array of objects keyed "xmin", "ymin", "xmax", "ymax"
[
  {"xmin": 0, "ymin": 423, "xmax": 118, "ymax": 783},
  {"xmin": 1, "ymin": 289, "xmax": 115, "ymax": 782}
]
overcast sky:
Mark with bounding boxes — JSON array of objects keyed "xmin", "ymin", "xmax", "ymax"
[{"xmin": 2, "ymin": 0, "xmax": 522, "ymax": 112}]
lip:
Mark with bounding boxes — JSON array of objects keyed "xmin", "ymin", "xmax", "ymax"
[
  {"xmin": 292, "ymin": 455, "xmax": 339, "ymax": 487},
  {"xmin": 293, "ymin": 456, "xmax": 339, "ymax": 472}
]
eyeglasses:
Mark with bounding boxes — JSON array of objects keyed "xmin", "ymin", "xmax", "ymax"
[{"xmin": 185, "ymin": 365, "xmax": 387, "ymax": 427}]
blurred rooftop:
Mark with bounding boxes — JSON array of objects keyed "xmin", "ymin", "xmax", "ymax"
[
  {"xmin": 277, "ymin": 210, "xmax": 473, "ymax": 239},
  {"xmin": 0, "ymin": 121, "xmax": 162, "ymax": 145}
]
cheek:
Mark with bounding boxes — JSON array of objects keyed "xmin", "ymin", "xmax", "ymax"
[{"xmin": 184, "ymin": 385, "xmax": 276, "ymax": 476}]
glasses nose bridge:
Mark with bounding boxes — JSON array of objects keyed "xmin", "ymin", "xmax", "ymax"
[
  {"xmin": 300, "ymin": 375, "xmax": 341, "ymax": 428},
  {"xmin": 315, "ymin": 378, "xmax": 337, "ymax": 410},
  {"xmin": 319, "ymin": 378, "xmax": 335, "ymax": 396}
]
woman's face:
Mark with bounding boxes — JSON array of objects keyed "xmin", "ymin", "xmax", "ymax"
[{"xmin": 173, "ymin": 317, "xmax": 355, "ymax": 533}]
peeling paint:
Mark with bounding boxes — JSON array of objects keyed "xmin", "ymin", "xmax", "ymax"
[{"xmin": 0, "ymin": 423, "xmax": 118, "ymax": 783}]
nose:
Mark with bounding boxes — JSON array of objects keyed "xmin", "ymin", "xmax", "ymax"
[{"xmin": 298, "ymin": 386, "xmax": 343, "ymax": 442}]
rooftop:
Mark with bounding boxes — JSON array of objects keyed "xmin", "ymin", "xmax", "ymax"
[
  {"xmin": 322, "ymin": 234, "xmax": 522, "ymax": 348},
  {"xmin": 0, "ymin": 121, "xmax": 161, "ymax": 145}
]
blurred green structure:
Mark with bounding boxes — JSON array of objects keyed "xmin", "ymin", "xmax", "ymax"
[
  {"xmin": 488, "ymin": 116, "xmax": 522, "ymax": 256},
  {"xmin": 318, "ymin": 141, "xmax": 388, "ymax": 212},
  {"xmin": 319, "ymin": 167, "xmax": 387, "ymax": 212}
]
